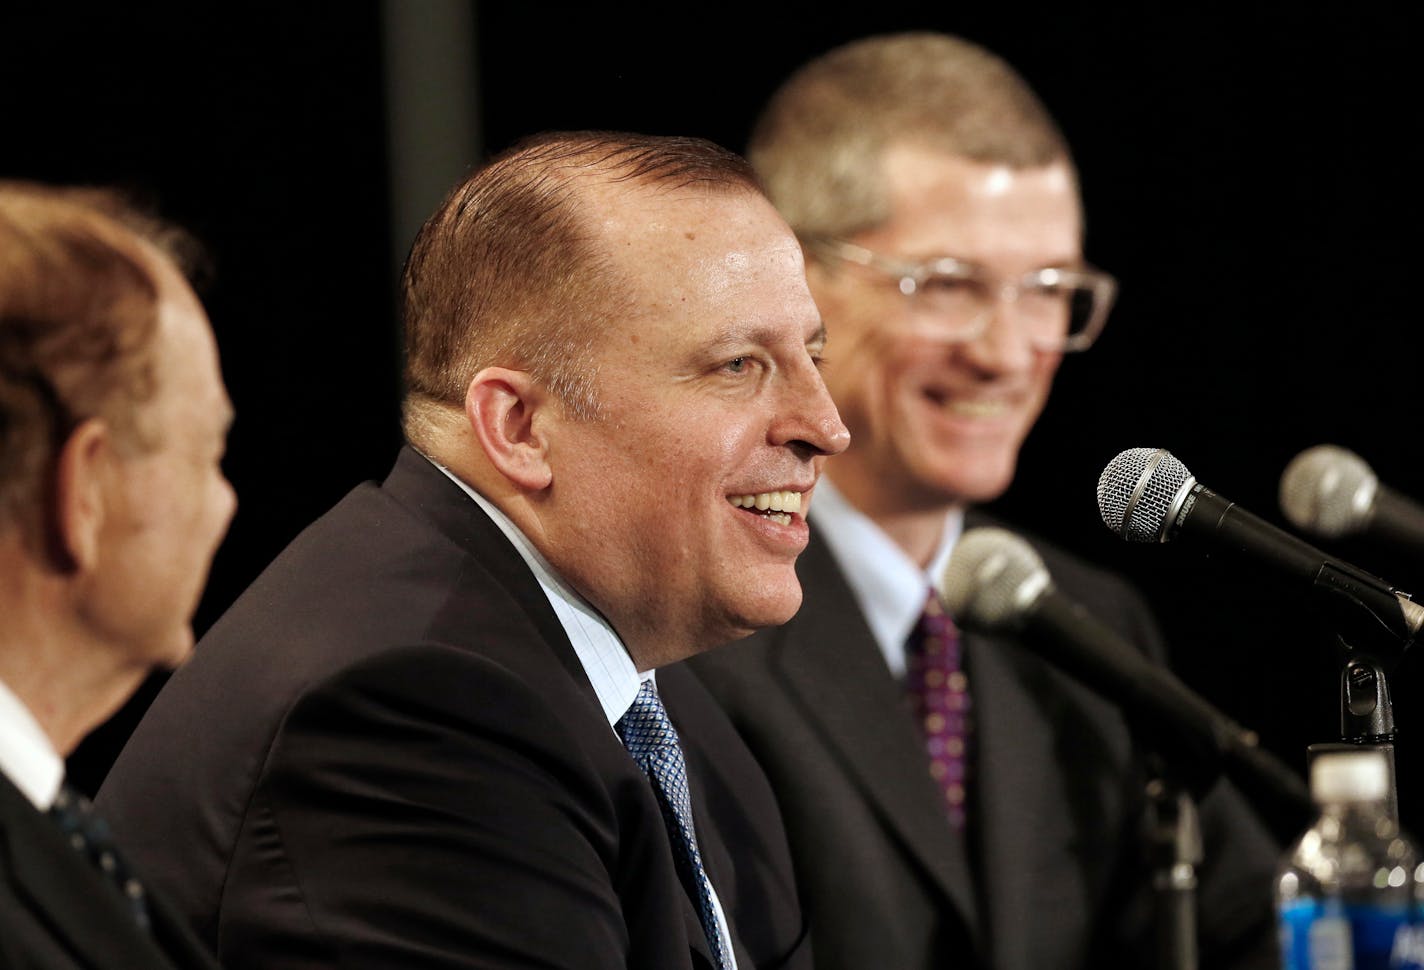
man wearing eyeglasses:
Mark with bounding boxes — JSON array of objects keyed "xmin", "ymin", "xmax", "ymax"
[{"xmin": 689, "ymin": 32, "xmax": 1279, "ymax": 970}]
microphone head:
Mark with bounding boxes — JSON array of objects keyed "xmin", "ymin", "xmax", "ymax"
[
  {"xmin": 1279, "ymin": 445, "xmax": 1378, "ymax": 538},
  {"xmin": 939, "ymin": 527, "xmax": 1051, "ymax": 631},
  {"xmin": 1096, "ymin": 448, "xmax": 1196, "ymax": 542}
]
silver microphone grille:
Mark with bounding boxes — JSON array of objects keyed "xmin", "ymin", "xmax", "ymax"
[
  {"xmin": 1279, "ymin": 445, "xmax": 1378, "ymax": 538},
  {"xmin": 1096, "ymin": 448, "xmax": 1195, "ymax": 542},
  {"xmin": 940, "ymin": 527, "xmax": 1051, "ymax": 630}
]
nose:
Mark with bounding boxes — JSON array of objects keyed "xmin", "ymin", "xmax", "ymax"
[
  {"xmin": 771, "ymin": 360, "xmax": 851, "ymax": 458},
  {"xmin": 957, "ymin": 293, "xmax": 1038, "ymax": 375}
]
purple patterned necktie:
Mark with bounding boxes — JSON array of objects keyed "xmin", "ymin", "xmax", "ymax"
[{"xmin": 905, "ymin": 589, "xmax": 972, "ymax": 828}]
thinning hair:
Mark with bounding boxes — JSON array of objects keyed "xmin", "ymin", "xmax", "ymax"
[
  {"xmin": 401, "ymin": 130, "xmax": 761, "ymax": 444},
  {"xmin": 0, "ymin": 182, "xmax": 179, "ymax": 534},
  {"xmin": 749, "ymin": 32, "xmax": 1074, "ymax": 241}
]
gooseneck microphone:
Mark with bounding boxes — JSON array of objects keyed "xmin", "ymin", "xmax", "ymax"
[
  {"xmin": 1280, "ymin": 444, "xmax": 1424, "ymax": 553},
  {"xmin": 1096, "ymin": 448, "xmax": 1424, "ymax": 649},
  {"xmin": 940, "ymin": 527, "xmax": 1309, "ymax": 821}
]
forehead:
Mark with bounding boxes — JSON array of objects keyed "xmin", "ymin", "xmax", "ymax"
[
  {"xmin": 864, "ymin": 144, "xmax": 1083, "ymax": 266},
  {"xmin": 592, "ymin": 185, "xmax": 819, "ymax": 346},
  {"xmin": 146, "ymin": 252, "xmax": 231, "ymax": 427}
]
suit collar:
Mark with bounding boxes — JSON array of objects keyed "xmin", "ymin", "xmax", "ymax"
[
  {"xmin": 419, "ymin": 452, "xmax": 642, "ymax": 726},
  {"xmin": 380, "ymin": 446, "xmax": 588, "ymax": 689}
]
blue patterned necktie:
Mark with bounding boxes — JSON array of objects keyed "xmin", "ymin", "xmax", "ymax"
[
  {"xmin": 616, "ymin": 680, "xmax": 732, "ymax": 970},
  {"xmin": 48, "ymin": 783, "xmax": 152, "ymax": 931}
]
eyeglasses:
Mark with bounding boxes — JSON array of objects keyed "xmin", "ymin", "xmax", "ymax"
[{"xmin": 804, "ymin": 237, "xmax": 1117, "ymax": 353}]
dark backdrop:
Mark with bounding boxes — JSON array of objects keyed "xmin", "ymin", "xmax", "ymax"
[{"xmin": 3, "ymin": 3, "xmax": 1421, "ymax": 842}]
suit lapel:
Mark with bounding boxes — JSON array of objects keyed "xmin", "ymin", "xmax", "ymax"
[
  {"xmin": 0, "ymin": 773, "xmax": 182, "ymax": 969},
  {"xmin": 770, "ymin": 531, "xmax": 981, "ymax": 946},
  {"xmin": 966, "ymin": 630, "xmax": 1074, "ymax": 970}
]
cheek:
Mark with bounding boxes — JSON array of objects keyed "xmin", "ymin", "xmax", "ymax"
[{"xmin": 1026, "ymin": 355, "xmax": 1062, "ymax": 407}]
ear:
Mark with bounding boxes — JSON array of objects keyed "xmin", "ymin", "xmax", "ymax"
[
  {"xmin": 464, "ymin": 367, "xmax": 554, "ymax": 492},
  {"xmin": 51, "ymin": 419, "xmax": 115, "ymax": 572}
]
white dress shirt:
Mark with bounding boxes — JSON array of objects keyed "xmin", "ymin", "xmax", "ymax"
[
  {"xmin": 811, "ymin": 478, "xmax": 965, "ymax": 679},
  {"xmin": 0, "ymin": 674, "xmax": 64, "ymax": 810}
]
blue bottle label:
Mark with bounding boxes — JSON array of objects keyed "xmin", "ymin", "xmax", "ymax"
[{"xmin": 1278, "ymin": 901, "xmax": 1424, "ymax": 969}]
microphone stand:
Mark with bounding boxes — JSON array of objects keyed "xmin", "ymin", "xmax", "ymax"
[
  {"xmin": 1143, "ymin": 762, "xmax": 1201, "ymax": 970},
  {"xmin": 1307, "ymin": 649, "xmax": 1399, "ymax": 821}
]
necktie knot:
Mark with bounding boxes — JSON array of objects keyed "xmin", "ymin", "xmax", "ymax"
[{"xmin": 617, "ymin": 681, "xmax": 684, "ymax": 769}]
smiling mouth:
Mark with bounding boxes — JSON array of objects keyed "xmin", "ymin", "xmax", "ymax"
[
  {"xmin": 727, "ymin": 490, "xmax": 802, "ymax": 526},
  {"xmin": 924, "ymin": 391, "xmax": 1009, "ymax": 419}
]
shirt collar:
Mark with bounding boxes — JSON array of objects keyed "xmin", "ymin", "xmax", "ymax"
[
  {"xmin": 0, "ymin": 675, "xmax": 64, "ymax": 810},
  {"xmin": 810, "ymin": 478, "xmax": 964, "ymax": 678},
  {"xmin": 424, "ymin": 455, "xmax": 646, "ymax": 727}
]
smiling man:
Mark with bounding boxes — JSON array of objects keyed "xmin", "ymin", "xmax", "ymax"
[
  {"xmin": 98, "ymin": 132, "xmax": 846, "ymax": 969},
  {"xmin": 689, "ymin": 33, "xmax": 1281, "ymax": 970}
]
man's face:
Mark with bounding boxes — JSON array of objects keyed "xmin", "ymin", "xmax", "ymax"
[
  {"xmin": 540, "ymin": 187, "xmax": 848, "ymax": 667},
  {"xmin": 84, "ymin": 257, "xmax": 236, "ymax": 669},
  {"xmin": 811, "ymin": 146, "xmax": 1082, "ymax": 516}
]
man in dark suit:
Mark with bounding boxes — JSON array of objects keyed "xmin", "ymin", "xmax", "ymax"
[
  {"xmin": 688, "ymin": 34, "xmax": 1282, "ymax": 970},
  {"xmin": 98, "ymin": 132, "xmax": 848, "ymax": 969},
  {"xmin": 0, "ymin": 183, "xmax": 233, "ymax": 969}
]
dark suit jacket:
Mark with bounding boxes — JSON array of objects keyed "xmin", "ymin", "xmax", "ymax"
[
  {"xmin": 0, "ymin": 769, "xmax": 220, "ymax": 970},
  {"xmin": 95, "ymin": 447, "xmax": 810, "ymax": 970},
  {"xmin": 688, "ymin": 514, "xmax": 1282, "ymax": 970}
]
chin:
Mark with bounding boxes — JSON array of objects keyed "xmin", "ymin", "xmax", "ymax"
[
  {"xmin": 155, "ymin": 630, "xmax": 198, "ymax": 670},
  {"xmin": 723, "ymin": 584, "xmax": 804, "ymax": 640}
]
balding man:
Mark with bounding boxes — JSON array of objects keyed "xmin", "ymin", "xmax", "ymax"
[{"xmin": 100, "ymin": 132, "xmax": 847, "ymax": 969}]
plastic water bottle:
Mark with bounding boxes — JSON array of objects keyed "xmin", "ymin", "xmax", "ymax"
[{"xmin": 1277, "ymin": 748, "xmax": 1424, "ymax": 969}]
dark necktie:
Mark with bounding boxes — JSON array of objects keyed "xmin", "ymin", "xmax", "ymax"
[
  {"xmin": 48, "ymin": 784, "xmax": 152, "ymax": 932},
  {"xmin": 905, "ymin": 589, "xmax": 972, "ymax": 828},
  {"xmin": 616, "ymin": 680, "xmax": 732, "ymax": 970}
]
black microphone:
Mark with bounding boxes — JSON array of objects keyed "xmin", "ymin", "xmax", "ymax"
[
  {"xmin": 1096, "ymin": 448, "xmax": 1424, "ymax": 650},
  {"xmin": 1280, "ymin": 444, "xmax": 1424, "ymax": 554},
  {"xmin": 939, "ymin": 526, "xmax": 1310, "ymax": 822}
]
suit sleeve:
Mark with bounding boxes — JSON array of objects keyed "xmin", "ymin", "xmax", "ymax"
[{"xmin": 215, "ymin": 643, "xmax": 636, "ymax": 970}]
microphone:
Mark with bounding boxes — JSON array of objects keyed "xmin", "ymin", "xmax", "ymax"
[
  {"xmin": 940, "ymin": 526, "xmax": 1309, "ymax": 821},
  {"xmin": 1096, "ymin": 447, "xmax": 1424, "ymax": 650},
  {"xmin": 1280, "ymin": 444, "xmax": 1424, "ymax": 553}
]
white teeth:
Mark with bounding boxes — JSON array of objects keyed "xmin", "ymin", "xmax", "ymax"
[
  {"xmin": 727, "ymin": 490, "xmax": 803, "ymax": 515},
  {"xmin": 947, "ymin": 399, "xmax": 1006, "ymax": 417}
]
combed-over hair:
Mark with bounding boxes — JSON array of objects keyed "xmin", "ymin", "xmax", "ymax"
[
  {"xmin": 401, "ymin": 130, "xmax": 761, "ymax": 444},
  {"xmin": 0, "ymin": 182, "xmax": 178, "ymax": 532}
]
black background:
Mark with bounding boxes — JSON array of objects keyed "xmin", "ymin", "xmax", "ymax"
[{"xmin": 4, "ymin": 3, "xmax": 1422, "ymax": 842}]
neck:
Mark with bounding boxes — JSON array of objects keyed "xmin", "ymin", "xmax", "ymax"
[
  {"xmin": 0, "ymin": 560, "xmax": 145, "ymax": 756},
  {"xmin": 825, "ymin": 469, "xmax": 963, "ymax": 570}
]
